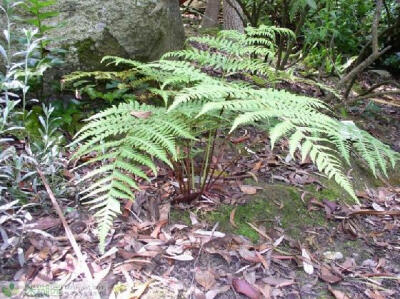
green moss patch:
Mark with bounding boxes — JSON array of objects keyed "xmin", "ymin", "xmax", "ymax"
[
  {"xmin": 170, "ymin": 209, "xmax": 192, "ymax": 226},
  {"xmin": 202, "ymin": 184, "xmax": 327, "ymax": 242}
]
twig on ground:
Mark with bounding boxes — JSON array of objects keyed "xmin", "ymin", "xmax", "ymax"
[{"xmin": 36, "ymin": 166, "xmax": 100, "ymax": 299}]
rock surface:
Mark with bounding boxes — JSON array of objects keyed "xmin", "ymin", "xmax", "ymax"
[
  {"xmin": 0, "ymin": 0, "xmax": 185, "ymax": 73},
  {"xmin": 48, "ymin": 0, "xmax": 185, "ymax": 71}
]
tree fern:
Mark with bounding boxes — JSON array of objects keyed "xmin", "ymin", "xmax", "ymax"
[{"xmin": 69, "ymin": 27, "xmax": 399, "ymax": 253}]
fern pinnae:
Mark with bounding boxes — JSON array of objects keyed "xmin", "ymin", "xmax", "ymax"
[
  {"xmin": 119, "ymin": 147, "xmax": 157, "ymax": 174},
  {"xmin": 300, "ymin": 139, "xmax": 314, "ymax": 163},
  {"xmin": 288, "ymin": 130, "xmax": 305, "ymax": 158},
  {"xmin": 229, "ymin": 110, "xmax": 277, "ymax": 133},
  {"xmin": 136, "ymin": 125, "xmax": 177, "ymax": 158},
  {"xmin": 74, "ymin": 152, "xmax": 118, "ymax": 171},
  {"xmin": 85, "ymin": 194, "xmax": 111, "ymax": 207},
  {"xmin": 269, "ymin": 120, "xmax": 296, "ymax": 150},
  {"xmin": 78, "ymin": 164, "xmax": 115, "ymax": 183},
  {"xmin": 95, "ymin": 196, "xmax": 120, "ymax": 250},
  {"xmin": 114, "ymin": 159, "xmax": 149, "ymax": 181},
  {"xmin": 101, "ymin": 55, "xmax": 143, "ymax": 68},
  {"xmin": 79, "ymin": 176, "xmax": 114, "ymax": 195},
  {"xmin": 156, "ymin": 118, "xmax": 194, "ymax": 140},
  {"xmin": 126, "ymin": 136, "xmax": 172, "ymax": 167},
  {"xmin": 81, "ymin": 185, "xmax": 111, "ymax": 201},
  {"xmin": 112, "ymin": 180, "xmax": 134, "ymax": 197}
]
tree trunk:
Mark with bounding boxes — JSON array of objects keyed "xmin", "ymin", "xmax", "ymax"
[
  {"xmin": 223, "ymin": 0, "xmax": 244, "ymax": 32},
  {"xmin": 201, "ymin": 0, "xmax": 221, "ymax": 28}
]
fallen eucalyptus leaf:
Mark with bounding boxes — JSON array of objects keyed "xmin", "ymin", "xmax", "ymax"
[
  {"xmin": 232, "ymin": 278, "xmax": 261, "ymax": 299},
  {"xmin": 205, "ymin": 285, "xmax": 230, "ymax": 299},
  {"xmin": 130, "ymin": 110, "xmax": 152, "ymax": 119},
  {"xmin": 195, "ymin": 269, "xmax": 216, "ymax": 291},
  {"xmin": 240, "ymin": 185, "xmax": 257, "ymax": 195},
  {"xmin": 302, "ymin": 248, "xmax": 314, "ymax": 275}
]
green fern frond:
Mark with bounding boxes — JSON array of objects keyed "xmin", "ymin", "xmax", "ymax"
[
  {"xmin": 72, "ymin": 102, "xmax": 194, "ymax": 252},
  {"xmin": 190, "ymin": 90, "xmax": 399, "ymax": 202},
  {"xmin": 101, "ymin": 56, "xmax": 144, "ymax": 68}
]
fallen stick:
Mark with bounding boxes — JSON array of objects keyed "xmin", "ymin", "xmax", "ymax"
[
  {"xmin": 36, "ymin": 167, "xmax": 100, "ymax": 299},
  {"xmin": 349, "ymin": 210, "xmax": 400, "ymax": 216}
]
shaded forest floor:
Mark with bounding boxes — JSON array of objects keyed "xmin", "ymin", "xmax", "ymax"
[
  {"xmin": 1, "ymin": 98, "xmax": 399, "ymax": 298},
  {"xmin": 1, "ymin": 13, "xmax": 400, "ymax": 299}
]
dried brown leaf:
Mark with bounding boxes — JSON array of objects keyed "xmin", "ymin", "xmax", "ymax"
[
  {"xmin": 238, "ymin": 247, "xmax": 260, "ymax": 263},
  {"xmin": 195, "ymin": 269, "xmax": 216, "ymax": 291},
  {"xmin": 190, "ymin": 212, "xmax": 200, "ymax": 225},
  {"xmin": 205, "ymin": 285, "xmax": 230, "ymax": 299},
  {"xmin": 246, "ymin": 223, "xmax": 272, "ymax": 242},
  {"xmin": 231, "ymin": 135, "xmax": 250, "ymax": 144},
  {"xmin": 166, "ymin": 245, "xmax": 184, "ymax": 256},
  {"xmin": 130, "ymin": 111, "xmax": 152, "ymax": 119},
  {"xmin": 131, "ymin": 279, "xmax": 153, "ymax": 299},
  {"xmin": 301, "ymin": 248, "xmax": 314, "ymax": 275},
  {"xmin": 365, "ymin": 289, "xmax": 385, "ymax": 299},
  {"xmin": 204, "ymin": 247, "xmax": 232, "ymax": 264},
  {"xmin": 252, "ymin": 161, "xmax": 263, "ymax": 172},
  {"xmin": 340, "ymin": 257, "xmax": 356, "ymax": 272},
  {"xmin": 230, "ymin": 208, "xmax": 238, "ymax": 228},
  {"xmin": 26, "ymin": 217, "xmax": 61, "ymax": 230},
  {"xmin": 273, "ymin": 235, "xmax": 284, "ymax": 247},
  {"xmin": 150, "ymin": 219, "xmax": 168, "ymax": 239},
  {"xmin": 328, "ymin": 286, "xmax": 350, "ymax": 299},
  {"xmin": 232, "ymin": 278, "xmax": 261, "ymax": 299},
  {"xmin": 159, "ymin": 203, "xmax": 170, "ymax": 221},
  {"xmin": 262, "ymin": 277, "xmax": 294, "ymax": 288},
  {"xmin": 255, "ymin": 251, "xmax": 268, "ymax": 269},
  {"xmin": 93, "ymin": 263, "xmax": 111, "ymax": 287},
  {"xmin": 320, "ymin": 266, "xmax": 342, "ymax": 284},
  {"xmin": 256, "ymin": 283, "xmax": 271, "ymax": 298},
  {"xmin": 165, "ymin": 252, "xmax": 194, "ymax": 261},
  {"xmin": 193, "ymin": 288, "xmax": 206, "ymax": 299},
  {"xmin": 240, "ymin": 185, "xmax": 257, "ymax": 195},
  {"xmin": 194, "ymin": 230, "xmax": 225, "ymax": 238}
]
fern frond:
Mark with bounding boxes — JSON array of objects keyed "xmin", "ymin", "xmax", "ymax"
[
  {"xmin": 73, "ymin": 102, "xmax": 194, "ymax": 252},
  {"xmin": 190, "ymin": 89, "xmax": 399, "ymax": 201}
]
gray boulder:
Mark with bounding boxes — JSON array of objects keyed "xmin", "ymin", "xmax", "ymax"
[
  {"xmin": 47, "ymin": 0, "xmax": 185, "ymax": 71},
  {"xmin": 0, "ymin": 0, "xmax": 185, "ymax": 72}
]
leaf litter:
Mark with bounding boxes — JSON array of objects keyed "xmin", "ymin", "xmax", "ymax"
[{"xmin": 1, "ymin": 78, "xmax": 400, "ymax": 298}]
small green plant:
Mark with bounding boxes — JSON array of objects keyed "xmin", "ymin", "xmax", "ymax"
[
  {"xmin": 1, "ymin": 282, "xmax": 17, "ymax": 297},
  {"xmin": 0, "ymin": 1, "xmax": 64, "ymax": 201},
  {"xmin": 0, "ymin": 1, "xmax": 67, "ymax": 275},
  {"xmin": 32, "ymin": 104, "xmax": 64, "ymax": 169},
  {"xmin": 22, "ymin": 0, "xmax": 58, "ymax": 59},
  {"xmin": 21, "ymin": 0, "xmax": 64, "ymax": 99},
  {"xmin": 17, "ymin": 28, "xmax": 49, "ymax": 119},
  {"xmin": 67, "ymin": 28, "xmax": 399, "ymax": 252}
]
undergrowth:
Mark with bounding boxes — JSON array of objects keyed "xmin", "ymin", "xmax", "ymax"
[{"xmin": 65, "ymin": 26, "xmax": 400, "ymax": 252}]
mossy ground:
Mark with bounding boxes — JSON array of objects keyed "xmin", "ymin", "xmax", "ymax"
[
  {"xmin": 171, "ymin": 184, "xmax": 328, "ymax": 242},
  {"xmin": 170, "ymin": 153, "xmax": 400, "ymax": 246}
]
